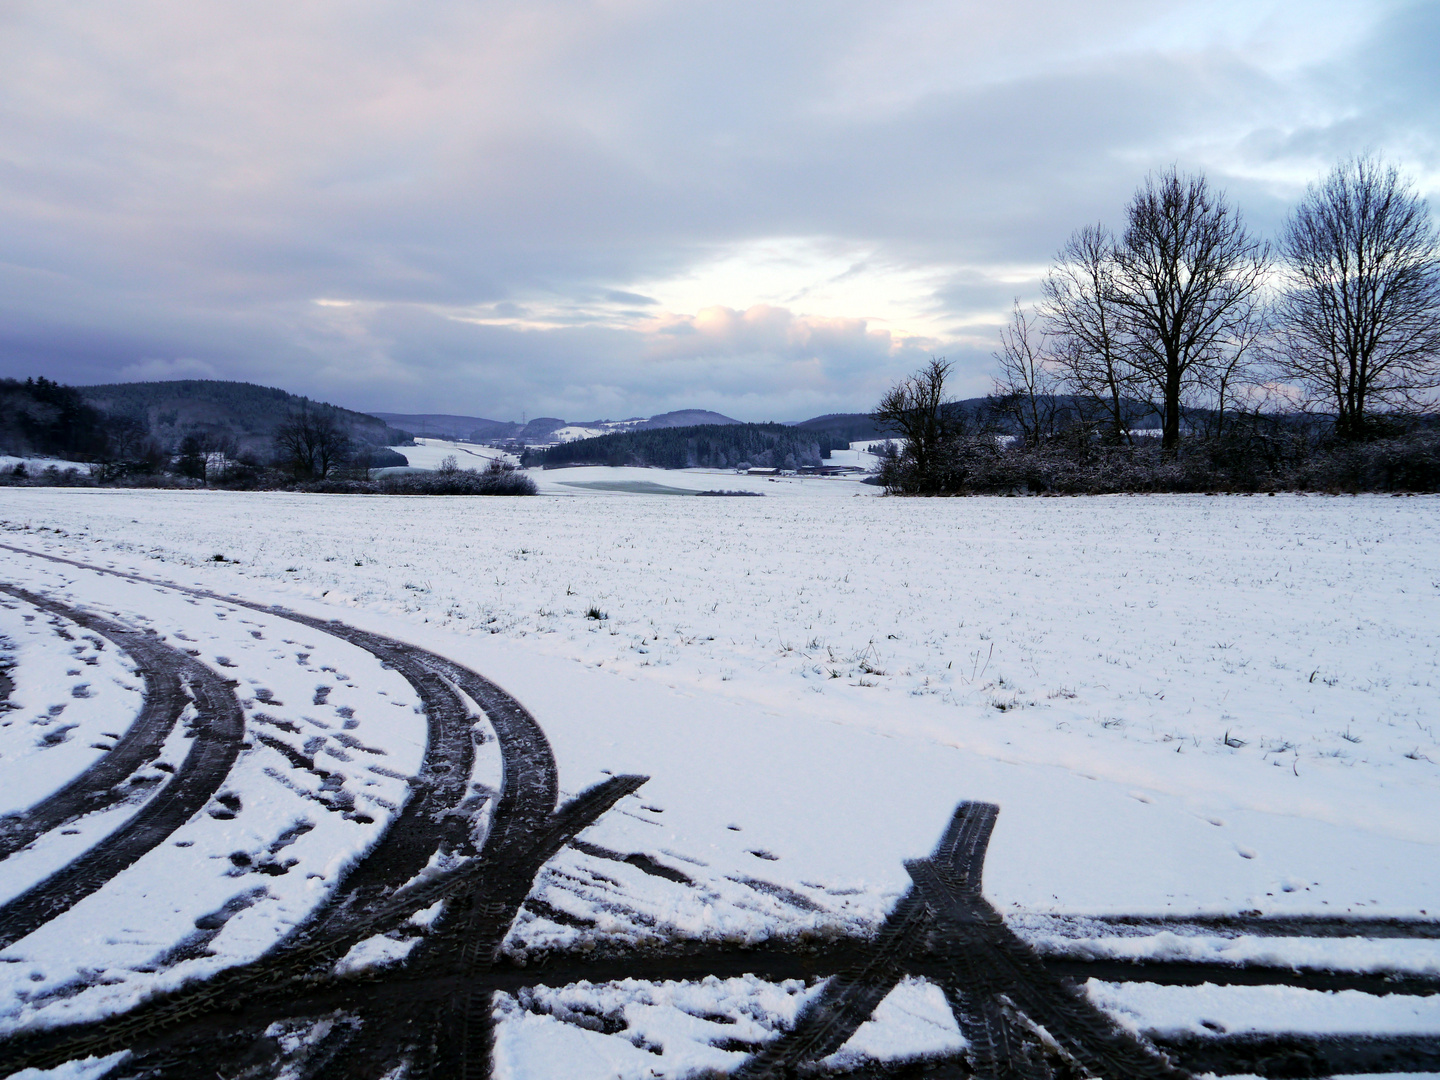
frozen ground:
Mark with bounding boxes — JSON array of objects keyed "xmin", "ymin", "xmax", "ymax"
[
  {"xmin": 385, "ymin": 438, "xmax": 517, "ymax": 472},
  {"xmin": 387, "ymin": 437, "xmax": 882, "ymax": 497},
  {"xmin": 0, "ymin": 485, "xmax": 1437, "ymax": 1076},
  {"xmin": 0, "ymin": 458, "xmax": 91, "ymax": 477},
  {"xmin": 0, "ymin": 554, "xmax": 449, "ymax": 1038}
]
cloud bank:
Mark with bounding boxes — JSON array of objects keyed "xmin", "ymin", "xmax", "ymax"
[{"xmin": 1, "ymin": 0, "xmax": 1436, "ymax": 419}]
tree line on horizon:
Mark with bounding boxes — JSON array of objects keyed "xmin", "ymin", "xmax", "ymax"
[
  {"xmin": 0, "ymin": 378, "xmax": 408, "ymax": 487},
  {"xmin": 878, "ymin": 156, "xmax": 1440, "ymax": 494},
  {"xmin": 531, "ymin": 423, "xmax": 846, "ymax": 471},
  {"xmin": 0, "ymin": 377, "xmax": 543, "ymax": 494}
]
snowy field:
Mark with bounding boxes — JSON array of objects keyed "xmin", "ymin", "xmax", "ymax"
[
  {"xmin": 386, "ymin": 437, "xmax": 517, "ymax": 472},
  {"xmin": 0, "ymin": 457, "xmax": 91, "ymax": 477},
  {"xmin": 389, "ymin": 436, "xmax": 882, "ymax": 497},
  {"xmin": 0, "ymin": 485, "xmax": 1437, "ymax": 1077}
]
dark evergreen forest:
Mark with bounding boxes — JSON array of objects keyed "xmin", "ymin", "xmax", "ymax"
[
  {"xmin": 80, "ymin": 380, "xmax": 407, "ymax": 456},
  {"xmin": 0, "ymin": 378, "xmax": 112, "ymax": 460}
]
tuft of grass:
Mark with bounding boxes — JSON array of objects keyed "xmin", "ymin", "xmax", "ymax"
[{"xmin": 585, "ymin": 606, "xmax": 608, "ymax": 621}]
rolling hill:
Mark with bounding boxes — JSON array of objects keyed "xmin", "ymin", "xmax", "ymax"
[{"xmin": 80, "ymin": 380, "xmax": 410, "ymax": 456}]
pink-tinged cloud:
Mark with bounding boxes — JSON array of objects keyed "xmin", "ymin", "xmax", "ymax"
[
  {"xmin": 0, "ymin": 1, "xmax": 1434, "ymax": 417},
  {"xmin": 642, "ymin": 305, "xmax": 925, "ymax": 364}
]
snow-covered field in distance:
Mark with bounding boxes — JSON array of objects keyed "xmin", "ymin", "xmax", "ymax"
[
  {"xmin": 388, "ymin": 437, "xmax": 882, "ymax": 496},
  {"xmin": 380, "ymin": 437, "xmax": 517, "ymax": 472},
  {"xmin": 1, "ymin": 486, "xmax": 1437, "ymax": 1073},
  {"xmin": 3, "ymin": 488, "xmax": 1434, "ymax": 908},
  {"xmin": 0, "ymin": 455, "xmax": 92, "ymax": 475}
]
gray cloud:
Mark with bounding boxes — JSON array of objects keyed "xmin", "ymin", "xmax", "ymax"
[{"xmin": 1, "ymin": 0, "xmax": 1435, "ymax": 419}]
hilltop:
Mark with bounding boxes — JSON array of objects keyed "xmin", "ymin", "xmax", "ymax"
[
  {"xmin": 371, "ymin": 408, "xmax": 741, "ymax": 444},
  {"xmin": 80, "ymin": 380, "xmax": 409, "ymax": 456}
]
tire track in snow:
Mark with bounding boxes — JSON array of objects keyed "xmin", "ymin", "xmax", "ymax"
[
  {"xmin": 0, "ymin": 587, "xmax": 244, "ymax": 952},
  {"xmin": 1154, "ymin": 1030, "xmax": 1440, "ymax": 1077},
  {"xmin": 1073, "ymin": 913, "xmax": 1440, "ymax": 940},
  {"xmin": 263, "ymin": 619, "xmax": 477, "ymax": 946},
  {"xmin": 735, "ymin": 803, "xmax": 1191, "ymax": 1080},
  {"xmin": 0, "ymin": 586, "xmax": 191, "ymax": 862},
  {"xmin": 0, "ymin": 545, "xmax": 483, "ymax": 945},
  {"xmin": 311, "ymin": 774, "xmax": 645, "ymax": 1080},
  {"xmin": 0, "ymin": 544, "xmax": 586, "ymax": 1079}
]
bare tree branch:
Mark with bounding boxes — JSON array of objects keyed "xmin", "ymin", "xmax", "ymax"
[
  {"xmin": 992, "ymin": 300, "xmax": 1060, "ymax": 448},
  {"xmin": 1042, "ymin": 225, "xmax": 1139, "ymax": 445}
]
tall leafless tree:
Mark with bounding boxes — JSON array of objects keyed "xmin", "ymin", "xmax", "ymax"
[
  {"xmin": 872, "ymin": 357, "xmax": 953, "ymax": 492},
  {"xmin": 1272, "ymin": 155, "xmax": 1440, "ymax": 439},
  {"xmin": 1109, "ymin": 168, "xmax": 1270, "ymax": 455},
  {"xmin": 1042, "ymin": 224, "xmax": 1136, "ymax": 445},
  {"xmin": 991, "ymin": 301, "xmax": 1060, "ymax": 448}
]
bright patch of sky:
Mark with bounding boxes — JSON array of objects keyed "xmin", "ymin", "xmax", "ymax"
[{"xmin": 1, "ymin": 0, "xmax": 1436, "ymax": 420}]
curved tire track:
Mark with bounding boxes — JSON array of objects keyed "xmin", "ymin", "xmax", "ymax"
[
  {"xmin": 0, "ymin": 588, "xmax": 244, "ymax": 952},
  {"xmin": 0, "ymin": 546, "xmax": 572, "ymax": 1079},
  {"xmin": 0, "ymin": 586, "xmax": 191, "ymax": 862}
]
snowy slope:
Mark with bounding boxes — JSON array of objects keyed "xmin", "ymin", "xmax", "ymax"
[{"xmin": 386, "ymin": 438, "xmax": 517, "ymax": 470}]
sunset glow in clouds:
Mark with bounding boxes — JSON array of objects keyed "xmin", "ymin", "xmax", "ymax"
[{"xmin": 1, "ymin": 0, "xmax": 1435, "ymax": 419}]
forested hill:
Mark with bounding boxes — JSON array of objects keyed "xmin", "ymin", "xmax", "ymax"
[
  {"xmin": 0, "ymin": 378, "xmax": 112, "ymax": 461},
  {"xmin": 370, "ymin": 412, "xmax": 517, "ymax": 441},
  {"xmin": 536, "ymin": 423, "xmax": 845, "ymax": 470},
  {"xmin": 80, "ymin": 380, "xmax": 409, "ymax": 455},
  {"xmin": 371, "ymin": 408, "xmax": 741, "ymax": 441}
]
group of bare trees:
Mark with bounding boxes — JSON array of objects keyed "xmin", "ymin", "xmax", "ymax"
[
  {"xmin": 272, "ymin": 404, "xmax": 353, "ymax": 480},
  {"xmin": 991, "ymin": 157, "xmax": 1440, "ymax": 456}
]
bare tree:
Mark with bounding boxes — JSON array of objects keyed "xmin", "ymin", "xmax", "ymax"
[
  {"xmin": 1042, "ymin": 224, "xmax": 1137, "ymax": 445},
  {"xmin": 1109, "ymin": 168, "xmax": 1270, "ymax": 455},
  {"xmin": 991, "ymin": 301, "xmax": 1060, "ymax": 447},
  {"xmin": 273, "ymin": 404, "xmax": 352, "ymax": 480},
  {"xmin": 872, "ymin": 357, "xmax": 953, "ymax": 492},
  {"xmin": 1273, "ymin": 155, "xmax": 1440, "ymax": 439}
]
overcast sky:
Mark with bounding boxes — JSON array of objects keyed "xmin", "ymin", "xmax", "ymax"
[{"xmin": 2, "ymin": 1, "xmax": 1436, "ymax": 421}]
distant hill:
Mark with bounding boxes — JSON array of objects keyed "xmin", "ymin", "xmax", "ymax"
[
  {"xmin": 789, "ymin": 412, "xmax": 891, "ymax": 442},
  {"xmin": 537, "ymin": 423, "xmax": 846, "ymax": 470},
  {"xmin": 639, "ymin": 409, "xmax": 740, "ymax": 429},
  {"xmin": 0, "ymin": 377, "xmax": 112, "ymax": 461},
  {"xmin": 80, "ymin": 380, "xmax": 408, "ymax": 456},
  {"xmin": 369, "ymin": 412, "xmax": 516, "ymax": 441},
  {"xmin": 371, "ymin": 408, "xmax": 740, "ymax": 444}
]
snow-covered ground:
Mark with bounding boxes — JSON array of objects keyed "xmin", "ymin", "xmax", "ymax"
[
  {"xmin": 0, "ymin": 487, "xmax": 1437, "ymax": 1075},
  {"xmin": 0, "ymin": 554, "xmax": 455, "ymax": 1037},
  {"xmin": 384, "ymin": 437, "xmax": 517, "ymax": 471},
  {"xmin": 532, "ymin": 464, "xmax": 875, "ymax": 498},
  {"xmin": 0, "ymin": 599, "xmax": 144, "ymax": 816},
  {"xmin": 0, "ymin": 456, "xmax": 92, "ymax": 477}
]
